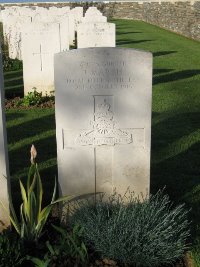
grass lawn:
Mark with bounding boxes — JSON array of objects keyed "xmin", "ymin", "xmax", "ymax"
[{"xmin": 4, "ymin": 19, "xmax": 200, "ymax": 259}]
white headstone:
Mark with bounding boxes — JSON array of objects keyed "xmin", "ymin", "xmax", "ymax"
[
  {"xmin": 82, "ymin": 7, "xmax": 107, "ymax": 23},
  {"xmin": 81, "ymin": 15, "xmax": 107, "ymax": 24},
  {"xmin": 55, "ymin": 48, "xmax": 152, "ymax": 200},
  {"xmin": 31, "ymin": 7, "xmax": 73, "ymax": 46},
  {"xmin": 77, "ymin": 23, "xmax": 116, "ymax": 48},
  {"xmin": 85, "ymin": 7, "xmax": 102, "ymax": 17},
  {"xmin": 22, "ymin": 22, "xmax": 69, "ymax": 95},
  {"xmin": 8, "ymin": 16, "xmax": 32, "ymax": 60},
  {"xmin": 68, "ymin": 12, "xmax": 75, "ymax": 46},
  {"xmin": 71, "ymin": 7, "xmax": 83, "ymax": 31},
  {"xmin": 0, "ymin": 46, "xmax": 10, "ymax": 231}
]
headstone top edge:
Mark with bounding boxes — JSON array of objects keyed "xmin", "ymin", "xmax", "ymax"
[{"xmin": 54, "ymin": 47, "xmax": 153, "ymax": 58}]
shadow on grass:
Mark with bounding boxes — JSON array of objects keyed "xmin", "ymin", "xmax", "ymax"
[
  {"xmin": 4, "ymin": 69, "xmax": 24, "ymax": 98},
  {"xmin": 4, "ymin": 76, "xmax": 23, "ymax": 87},
  {"xmin": 117, "ymin": 31, "xmax": 142, "ymax": 35},
  {"xmin": 5, "ymin": 85, "xmax": 24, "ymax": 98},
  {"xmin": 9, "ymin": 134, "xmax": 56, "ymax": 174},
  {"xmin": 7, "ymin": 113, "xmax": 55, "ymax": 144},
  {"xmin": 151, "ymin": 111, "xmax": 200, "ymax": 237},
  {"xmin": 151, "ymin": 112, "xmax": 200, "ymax": 158},
  {"xmin": 4, "ymin": 69, "xmax": 23, "ymax": 80},
  {"xmin": 153, "ymin": 68, "xmax": 174, "ymax": 75},
  {"xmin": 153, "ymin": 51, "xmax": 177, "ymax": 57},
  {"xmin": 117, "ymin": 39, "xmax": 154, "ymax": 45},
  {"xmin": 153, "ymin": 69, "xmax": 200, "ymax": 85},
  {"xmin": 6, "ymin": 112, "xmax": 26, "ymax": 121}
]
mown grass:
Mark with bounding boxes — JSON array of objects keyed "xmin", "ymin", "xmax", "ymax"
[
  {"xmin": 4, "ymin": 69, "xmax": 24, "ymax": 98},
  {"xmin": 4, "ymin": 19, "xmax": 200, "ymax": 261}
]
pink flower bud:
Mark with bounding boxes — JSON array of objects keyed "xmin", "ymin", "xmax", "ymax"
[{"xmin": 30, "ymin": 144, "xmax": 37, "ymax": 164}]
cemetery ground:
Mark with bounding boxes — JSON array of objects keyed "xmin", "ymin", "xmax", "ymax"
[{"xmin": 2, "ymin": 18, "xmax": 200, "ymax": 266}]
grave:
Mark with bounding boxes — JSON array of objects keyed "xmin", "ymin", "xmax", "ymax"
[
  {"xmin": 82, "ymin": 7, "xmax": 107, "ymax": 23},
  {"xmin": 22, "ymin": 22, "xmax": 69, "ymax": 95},
  {"xmin": 77, "ymin": 22, "xmax": 116, "ymax": 48},
  {"xmin": 71, "ymin": 7, "xmax": 83, "ymax": 31},
  {"xmin": 85, "ymin": 7, "xmax": 103, "ymax": 17},
  {"xmin": 0, "ymin": 47, "xmax": 10, "ymax": 231},
  {"xmin": 55, "ymin": 47, "xmax": 152, "ymax": 199},
  {"xmin": 8, "ymin": 16, "xmax": 32, "ymax": 60}
]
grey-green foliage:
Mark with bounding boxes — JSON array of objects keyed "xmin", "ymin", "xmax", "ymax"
[
  {"xmin": 71, "ymin": 190, "xmax": 190, "ymax": 267},
  {"xmin": 0, "ymin": 230, "xmax": 24, "ymax": 267}
]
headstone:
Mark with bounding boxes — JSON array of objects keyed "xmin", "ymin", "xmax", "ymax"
[
  {"xmin": 55, "ymin": 48, "xmax": 152, "ymax": 200},
  {"xmin": 85, "ymin": 7, "xmax": 102, "ymax": 17},
  {"xmin": 8, "ymin": 16, "xmax": 32, "ymax": 60},
  {"xmin": 0, "ymin": 46, "xmax": 10, "ymax": 231},
  {"xmin": 32, "ymin": 8, "xmax": 47, "ymax": 23},
  {"xmin": 77, "ymin": 23, "xmax": 116, "ymax": 48},
  {"xmin": 81, "ymin": 15, "xmax": 107, "ymax": 24},
  {"xmin": 2, "ymin": 12, "xmax": 15, "ymax": 44},
  {"xmin": 82, "ymin": 7, "xmax": 107, "ymax": 23},
  {"xmin": 31, "ymin": 7, "xmax": 73, "ymax": 46},
  {"xmin": 71, "ymin": 7, "xmax": 83, "ymax": 31},
  {"xmin": 68, "ymin": 12, "xmax": 75, "ymax": 46},
  {"xmin": 22, "ymin": 22, "xmax": 69, "ymax": 95}
]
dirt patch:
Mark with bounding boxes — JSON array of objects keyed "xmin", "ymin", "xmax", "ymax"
[{"xmin": 5, "ymin": 97, "xmax": 55, "ymax": 110}]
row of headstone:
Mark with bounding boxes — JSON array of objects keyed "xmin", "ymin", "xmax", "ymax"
[
  {"xmin": 1, "ymin": 5, "xmax": 76, "ymax": 60},
  {"xmin": 1, "ymin": 6, "xmax": 116, "ymax": 95}
]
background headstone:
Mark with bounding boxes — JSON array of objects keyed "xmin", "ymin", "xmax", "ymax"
[
  {"xmin": 71, "ymin": 7, "xmax": 83, "ymax": 31},
  {"xmin": 22, "ymin": 22, "xmax": 68, "ymax": 95},
  {"xmin": 55, "ymin": 47, "xmax": 152, "ymax": 199},
  {"xmin": 0, "ymin": 46, "xmax": 10, "ymax": 231},
  {"xmin": 82, "ymin": 7, "xmax": 107, "ymax": 23},
  {"xmin": 8, "ymin": 16, "xmax": 32, "ymax": 60},
  {"xmin": 77, "ymin": 23, "xmax": 116, "ymax": 48}
]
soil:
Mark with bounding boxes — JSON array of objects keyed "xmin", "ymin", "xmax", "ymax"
[
  {"xmin": 88, "ymin": 254, "xmax": 192, "ymax": 267},
  {"xmin": 5, "ymin": 97, "xmax": 55, "ymax": 110}
]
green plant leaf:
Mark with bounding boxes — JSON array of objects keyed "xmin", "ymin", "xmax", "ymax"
[
  {"xmin": 0, "ymin": 199, "xmax": 20, "ymax": 234},
  {"xmin": 51, "ymin": 176, "xmax": 57, "ymax": 204},
  {"xmin": 30, "ymin": 257, "xmax": 50, "ymax": 267},
  {"xmin": 35, "ymin": 164, "xmax": 43, "ymax": 219},
  {"xmin": 52, "ymin": 224, "xmax": 67, "ymax": 237},
  {"xmin": 19, "ymin": 180, "xmax": 28, "ymax": 218},
  {"xmin": 51, "ymin": 195, "xmax": 74, "ymax": 205},
  {"xmin": 46, "ymin": 240, "xmax": 56, "ymax": 255},
  {"xmin": 27, "ymin": 164, "xmax": 36, "ymax": 192}
]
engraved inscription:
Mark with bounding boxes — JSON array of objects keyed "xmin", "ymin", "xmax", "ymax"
[
  {"xmin": 76, "ymin": 98, "xmax": 132, "ymax": 146},
  {"xmin": 66, "ymin": 61, "xmax": 134, "ymax": 91},
  {"xmin": 63, "ymin": 96, "xmax": 145, "ymax": 148}
]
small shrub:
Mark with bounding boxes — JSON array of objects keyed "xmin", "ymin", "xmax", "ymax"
[
  {"xmin": 22, "ymin": 88, "xmax": 44, "ymax": 106},
  {"xmin": 21, "ymin": 88, "xmax": 55, "ymax": 107},
  {"xmin": 71, "ymin": 190, "xmax": 190, "ymax": 267},
  {"xmin": 0, "ymin": 230, "xmax": 24, "ymax": 267}
]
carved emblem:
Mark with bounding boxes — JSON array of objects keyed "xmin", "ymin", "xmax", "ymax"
[{"xmin": 76, "ymin": 99, "xmax": 133, "ymax": 146}]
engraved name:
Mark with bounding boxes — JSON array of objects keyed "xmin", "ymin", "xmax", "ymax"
[{"xmin": 66, "ymin": 61, "xmax": 133, "ymax": 91}]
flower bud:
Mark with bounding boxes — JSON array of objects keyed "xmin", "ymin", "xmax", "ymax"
[{"xmin": 30, "ymin": 144, "xmax": 37, "ymax": 164}]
